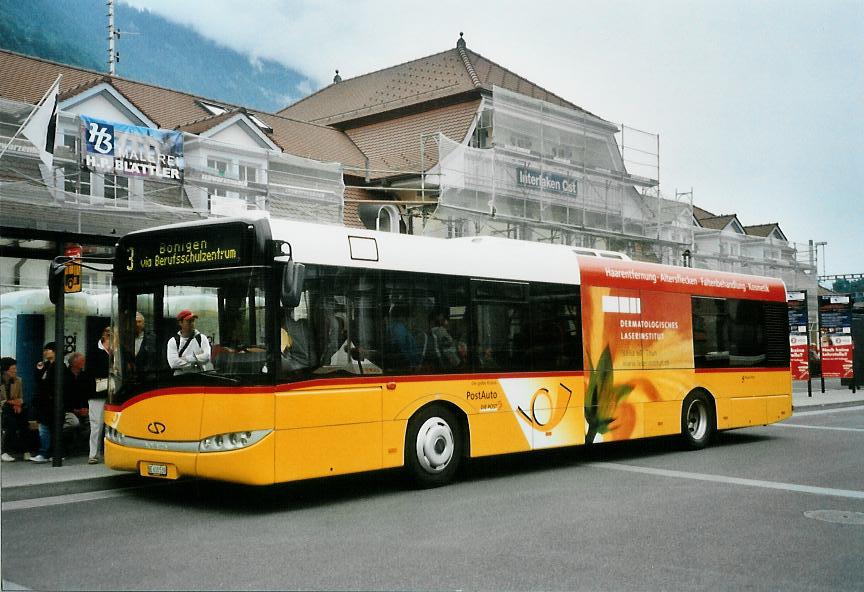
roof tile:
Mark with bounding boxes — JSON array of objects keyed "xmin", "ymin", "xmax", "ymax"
[
  {"xmin": 345, "ymin": 100, "xmax": 480, "ymax": 178},
  {"xmin": 279, "ymin": 44, "xmax": 597, "ymax": 126},
  {"xmin": 0, "ymin": 50, "xmax": 366, "ymax": 169}
]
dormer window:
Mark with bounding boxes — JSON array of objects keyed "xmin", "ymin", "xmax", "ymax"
[
  {"xmin": 248, "ymin": 113, "xmax": 273, "ymax": 134},
  {"xmin": 199, "ymin": 101, "xmax": 228, "ymax": 116}
]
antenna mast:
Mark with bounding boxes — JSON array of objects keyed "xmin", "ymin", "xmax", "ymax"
[{"xmin": 107, "ymin": 0, "xmax": 119, "ymax": 75}]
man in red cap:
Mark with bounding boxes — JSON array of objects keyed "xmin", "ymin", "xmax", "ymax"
[{"xmin": 166, "ymin": 310, "xmax": 212, "ymax": 375}]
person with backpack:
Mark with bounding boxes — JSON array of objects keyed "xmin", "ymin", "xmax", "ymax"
[{"xmin": 166, "ymin": 310, "xmax": 211, "ymax": 375}]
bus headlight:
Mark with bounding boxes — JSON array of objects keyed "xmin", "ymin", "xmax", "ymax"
[
  {"xmin": 199, "ymin": 430, "xmax": 268, "ymax": 452},
  {"xmin": 105, "ymin": 425, "xmax": 126, "ymax": 445},
  {"xmin": 104, "ymin": 425, "xmax": 269, "ymax": 452}
]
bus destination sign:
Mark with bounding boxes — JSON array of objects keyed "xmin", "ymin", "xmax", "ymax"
[{"xmin": 117, "ymin": 225, "xmax": 249, "ymax": 276}]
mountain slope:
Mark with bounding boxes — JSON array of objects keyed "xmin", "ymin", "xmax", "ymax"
[{"xmin": 0, "ymin": 0, "xmax": 313, "ymax": 112}]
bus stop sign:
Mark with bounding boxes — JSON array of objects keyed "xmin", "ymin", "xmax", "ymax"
[{"xmin": 64, "ymin": 244, "xmax": 82, "ymax": 293}]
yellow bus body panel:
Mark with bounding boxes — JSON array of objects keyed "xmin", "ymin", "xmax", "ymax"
[
  {"xmin": 104, "ymin": 367, "xmax": 790, "ymax": 485},
  {"xmin": 274, "ymin": 385, "xmax": 382, "ymax": 481},
  {"xmin": 696, "ymin": 370, "xmax": 792, "ymax": 429},
  {"xmin": 200, "ymin": 392, "xmax": 274, "ymax": 437},
  {"xmin": 107, "ymin": 394, "xmax": 204, "ymax": 441},
  {"xmin": 196, "ymin": 435, "xmax": 275, "ymax": 485}
]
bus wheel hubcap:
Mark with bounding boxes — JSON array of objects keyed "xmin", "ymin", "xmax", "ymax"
[
  {"xmin": 687, "ymin": 400, "xmax": 708, "ymax": 440},
  {"xmin": 415, "ymin": 417, "xmax": 454, "ymax": 474}
]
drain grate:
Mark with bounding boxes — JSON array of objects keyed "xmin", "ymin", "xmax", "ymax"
[{"xmin": 804, "ymin": 510, "xmax": 864, "ymax": 525}]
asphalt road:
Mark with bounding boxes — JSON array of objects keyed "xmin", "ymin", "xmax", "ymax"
[{"xmin": 3, "ymin": 407, "xmax": 863, "ymax": 591}]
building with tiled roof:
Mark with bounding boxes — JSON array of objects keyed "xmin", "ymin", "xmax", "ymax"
[
  {"xmin": 0, "ymin": 48, "xmax": 354, "ymax": 361},
  {"xmin": 280, "ymin": 34, "xmax": 593, "ymax": 128},
  {"xmin": 744, "ymin": 223, "xmax": 787, "ymax": 241},
  {"xmin": 0, "ymin": 35, "xmax": 819, "ymax": 363},
  {"xmin": 697, "ymin": 214, "xmax": 744, "ymax": 233}
]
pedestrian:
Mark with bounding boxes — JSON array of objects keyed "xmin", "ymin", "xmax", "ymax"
[
  {"xmin": 167, "ymin": 310, "xmax": 211, "ymax": 374},
  {"xmin": 1, "ymin": 357, "xmax": 28, "ymax": 461},
  {"xmin": 63, "ymin": 352, "xmax": 93, "ymax": 455},
  {"xmin": 88, "ymin": 326, "xmax": 111, "ymax": 464},
  {"xmin": 133, "ymin": 311, "xmax": 156, "ymax": 370},
  {"xmin": 31, "ymin": 350, "xmax": 91, "ymax": 463},
  {"xmin": 30, "ymin": 342, "xmax": 56, "ymax": 463}
]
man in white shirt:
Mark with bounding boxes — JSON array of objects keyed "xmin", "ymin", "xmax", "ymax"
[{"xmin": 166, "ymin": 310, "xmax": 211, "ymax": 375}]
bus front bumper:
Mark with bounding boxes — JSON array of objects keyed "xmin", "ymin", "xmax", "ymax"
[{"xmin": 104, "ymin": 432, "xmax": 275, "ymax": 486}]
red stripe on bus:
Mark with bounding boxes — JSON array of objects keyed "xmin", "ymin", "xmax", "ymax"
[
  {"xmin": 274, "ymin": 370, "xmax": 585, "ymax": 391},
  {"xmin": 694, "ymin": 367, "xmax": 788, "ymax": 374},
  {"xmin": 105, "ymin": 385, "xmax": 272, "ymax": 411},
  {"xmin": 105, "ymin": 370, "xmax": 585, "ymax": 411}
]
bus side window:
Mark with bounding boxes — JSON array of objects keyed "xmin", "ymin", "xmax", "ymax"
[
  {"xmin": 528, "ymin": 283, "xmax": 582, "ymax": 371},
  {"xmin": 472, "ymin": 280, "xmax": 529, "ymax": 372}
]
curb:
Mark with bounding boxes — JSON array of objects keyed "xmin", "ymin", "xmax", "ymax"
[
  {"xmin": 793, "ymin": 400, "xmax": 864, "ymax": 413},
  {"xmin": 1, "ymin": 473, "xmax": 142, "ymax": 502}
]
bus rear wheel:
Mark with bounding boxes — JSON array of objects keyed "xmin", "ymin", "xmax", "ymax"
[
  {"xmin": 405, "ymin": 406, "xmax": 462, "ymax": 488},
  {"xmin": 681, "ymin": 391, "xmax": 715, "ymax": 450}
]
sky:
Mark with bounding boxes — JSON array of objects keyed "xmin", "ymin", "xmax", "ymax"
[{"xmin": 123, "ymin": 0, "xmax": 864, "ymax": 276}]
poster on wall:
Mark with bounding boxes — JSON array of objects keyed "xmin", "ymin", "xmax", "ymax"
[
  {"xmin": 79, "ymin": 115, "xmax": 184, "ymax": 181},
  {"xmin": 787, "ymin": 291, "xmax": 809, "ymax": 381},
  {"xmin": 818, "ymin": 294, "xmax": 854, "ymax": 379}
]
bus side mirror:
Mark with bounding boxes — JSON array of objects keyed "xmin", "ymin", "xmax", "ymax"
[{"xmin": 281, "ymin": 261, "xmax": 306, "ymax": 308}]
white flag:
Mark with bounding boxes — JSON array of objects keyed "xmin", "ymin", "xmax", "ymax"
[{"xmin": 21, "ymin": 76, "xmax": 61, "ymax": 169}]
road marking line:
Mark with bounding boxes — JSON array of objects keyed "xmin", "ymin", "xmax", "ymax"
[
  {"xmin": 585, "ymin": 462, "xmax": 864, "ymax": 500},
  {"xmin": 771, "ymin": 424, "xmax": 864, "ymax": 433},
  {"xmin": 2, "ymin": 489, "xmax": 127, "ymax": 511}
]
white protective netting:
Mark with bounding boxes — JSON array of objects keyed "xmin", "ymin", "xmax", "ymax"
[
  {"xmin": 430, "ymin": 86, "xmax": 693, "ymax": 264},
  {"xmin": 1, "ymin": 97, "xmax": 344, "ymax": 225}
]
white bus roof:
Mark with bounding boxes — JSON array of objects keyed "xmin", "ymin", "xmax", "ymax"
[{"xmin": 269, "ymin": 219, "xmax": 632, "ymax": 285}]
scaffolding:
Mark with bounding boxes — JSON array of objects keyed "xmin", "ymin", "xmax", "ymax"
[
  {"xmin": 0, "ymin": 97, "xmax": 344, "ymax": 229},
  {"xmin": 427, "ymin": 86, "xmax": 693, "ymax": 265}
]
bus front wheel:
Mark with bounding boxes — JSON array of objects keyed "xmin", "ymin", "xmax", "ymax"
[
  {"xmin": 405, "ymin": 406, "xmax": 462, "ymax": 488},
  {"xmin": 681, "ymin": 391, "xmax": 715, "ymax": 450}
]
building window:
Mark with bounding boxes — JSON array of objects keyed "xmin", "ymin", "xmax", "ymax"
[
  {"xmin": 507, "ymin": 132, "xmax": 532, "ymax": 152},
  {"xmin": 470, "ymin": 109, "xmax": 493, "ymax": 149},
  {"xmin": 199, "ymin": 101, "xmax": 228, "ymax": 116},
  {"xmin": 63, "ymin": 165, "xmax": 91, "ymax": 200},
  {"xmin": 551, "ymin": 145, "xmax": 573, "ymax": 161},
  {"xmin": 104, "ymin": 174, "xmax": 129, "ymax": 207},
  {"xmin": 247, "ymin": 114, "xmax": 273, "ymax": 134},
  {"xmin": 238, "ymin": 164, "xmax": 256, "ymax": 184},
  {"xmin": 207, "ymin": 158, "xmax": 229, "ymax": 197},
  {"xmin": 207, "ymin": 158, "xmax": 228, "ymax": 176}
]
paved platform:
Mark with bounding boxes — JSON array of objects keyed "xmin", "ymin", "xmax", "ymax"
[{"xmin": 1, "ymin": 378, "xmax": 861, "ymax": 500}]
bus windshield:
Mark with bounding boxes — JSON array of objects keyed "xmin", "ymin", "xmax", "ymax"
[{"xmin": 111, "ymin": 268, "xmax": 271, "ymax": 403}]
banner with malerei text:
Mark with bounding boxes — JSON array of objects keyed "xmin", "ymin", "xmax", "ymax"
[
  {"xmin": 818, "ymin": 295, "xmax": 854, "ymax": 379},
  {"xmin": 80, "ymin": 115, "xmax": 184, "ymax": 181}
]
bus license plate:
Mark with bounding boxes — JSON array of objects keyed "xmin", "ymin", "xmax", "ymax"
[{"xmin": 146, "ymin": 463, "xmax": 168, "ymax": 477}]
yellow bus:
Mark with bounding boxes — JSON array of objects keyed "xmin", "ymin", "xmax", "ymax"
[{"xmin": 105, "ymin": 217, "xmax": 791, "ymax": 487}]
